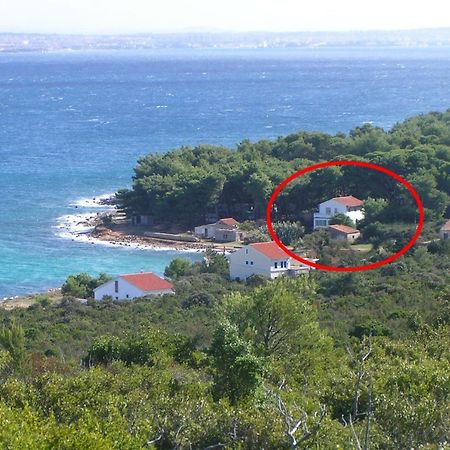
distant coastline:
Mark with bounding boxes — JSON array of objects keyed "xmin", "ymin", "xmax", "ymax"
[{"xmin": 2, "ymin": 28, "xmax": 450, "ymax": 53}]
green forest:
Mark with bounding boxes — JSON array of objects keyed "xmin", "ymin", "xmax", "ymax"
[
  {"xmin": 117, "ymin": 110, "xmax": 450, "ymax": 228},
  {"xmin": 1, "ymin": 110, "xmax": 450, "ymax": 449}
]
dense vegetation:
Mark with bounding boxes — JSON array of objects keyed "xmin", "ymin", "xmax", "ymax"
[
  {"xmin": 1, "ymin": 111, "xmax": 450, "ymax": 448},
  {"xmin": 1, "ymin": 238, "xmax": 449, "ymax": 448},
  {"xmin": 117, "ymin": 111, "xmax": 450, "ymax": 229}
]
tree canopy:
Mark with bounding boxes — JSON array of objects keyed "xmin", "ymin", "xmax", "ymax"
[{"xmin": 117, "ymin": 110, "xmax": 450, "ymax": 227}]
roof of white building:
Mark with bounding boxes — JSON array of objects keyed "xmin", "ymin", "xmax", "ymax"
[
  {"xmin": 218, "ymin": 217, "xmax": 239, "ymax": 226},
  {"xmin": 331, "ymin": 196, "xmax": 364, "ymax": 207},
  {"xmin": 328, "ymin": 224, "xmax": 360, "ymax": 235},
  {"xmin": 250, "ymin": 242, "xmax": 289, "ymax": 260},
  {"xmin": 441, "ymin": 219, "xmax": 450, "ymax": 231},
  {"xmin": 120, "ymin": 272, "xmax": 173, "ymax": 292}
]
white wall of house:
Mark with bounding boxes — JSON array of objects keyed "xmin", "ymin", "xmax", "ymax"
[
  {"xmin": 319, "ymin": 199, "xmax": 347, "ymax": 216},
  {"xmin": 215, "ymin": 228, "xmax": 239, "ymax": 242},
  {"xmin": 313, "ymin": 199, "xmax": 364, "ymax": 229},
  {"xmin": 94, "ymin": 278, "xmax": 173, "ymax": 300},
  {"xmin": 313, "ymin": 199, "xmax": 346, "ymax": 229},
  {"xmin": 346, "ymin": 210, "xmax": 365, "ymax": 224},
  {"xmin": 194, "ymin": 223, "xmax": 240, "ymax": 241},
  {"xmin": 330, "ymin": 231, "xmax": 360, "ymax": 242},
  {"xmin": 228, "ymin": 246, "xmax": 290, "ymax": 280},
  {"xmin": 194, "ymin": 223, "xmax": 217, "ymax": 238}
]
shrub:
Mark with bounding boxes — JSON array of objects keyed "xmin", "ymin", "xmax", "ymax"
[
  {"xmin": 164, "ymin": 258, "xmax": 193, "ymax": 279},
  {"xmin": 200, "ymin": 249, "xmax": 229, "ymax": 276},
  {"xmin": 329, "ymin": 213, "xmax": 355, "ymax": 227},
  {"xmin": 272, "ymin": 221, "xmax": 305, "ymax": 245},
  {"xmin": 182, "ymin": 292, "xmax": 213, "ymax": 309},
  {"xmin": 350, "ymin": 319, "xmax": 393, "ymax": 339},
  {"xmin": 61, "ymin": 273, "xmax": 111, "ymax": 299},
  {"xmin": 428, "ymin": 239, "xmax": 450, "ymax": 255}
]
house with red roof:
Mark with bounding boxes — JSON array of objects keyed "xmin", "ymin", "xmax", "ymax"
[
  {"xmin": 313, "ymin": 196, "xmax": 364, "ymax": 230},
  {"xmin": 194, "ymin": 217, "xmax": 244, "ymax": 243},
  {"xmin": 328, "ymin": 224, "xmax": 361, "ymax": 242},
  {"xmin": 228, "ymin": 241, "xmax": 316, "ymax": 281},
  {"xmin": 440, "ymin": 219, "xmax": 450, "ymax": 240},
  {"xmin": 93, "ymin": 272, "xmax": 174, "ymax": 301}
]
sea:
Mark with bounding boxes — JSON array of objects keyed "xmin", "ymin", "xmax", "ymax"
[{"xmin": 1, "ymin": 47, "xmax": 450, "ymax": 298}]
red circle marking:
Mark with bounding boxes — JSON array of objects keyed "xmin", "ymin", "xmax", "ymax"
[{"xmin": 266, "ymin": 160, "xmax": 424, "ymax": 272}]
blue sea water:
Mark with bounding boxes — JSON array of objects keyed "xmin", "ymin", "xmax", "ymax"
[{"xmin": 1, "ymin": 47, "xmax": 450, "ymax": 298}]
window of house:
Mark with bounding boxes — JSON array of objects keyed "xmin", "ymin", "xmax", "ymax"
[
  {"xmin": 114, "ymin": 280, "xmax": 119, "ymax": 293},
  {"xmin": 245, "ymin": 249, "xmax": 249, "ymax": 254},
  {"xmin": 246, "ymin": 261, "xmax": 249, "ymax": 265},
  {"xmin": 126, "ymin": 294, "xmax": 129, "ymax": 298},
  {"xmin": 274, "ymin": 262, "xmax": 278, "ymax": 268},
  {"xmin": 315, "ymin": 219, "xmax": 328, "ymax": 227},
  {"xmin": 325, "ymin": 207, "xmax": 331, "ymax": 215},
  {"xmin": 250, "ymin": 261, "xmax": 254, "ymax": 265},
  {"xmin": 115, "ymin": 296, "xmax": 118, "ymax": 300}
]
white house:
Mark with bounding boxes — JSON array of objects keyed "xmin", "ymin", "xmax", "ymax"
[
  {"xmin": 94, "ymin": 272, "xmax": 174, "ymax": 301},
  {"xmin": 313, "ymin": 196, "xmax": 364, "ymax": 230},
  {"xmin": 229, "ymin": 241, "xmax": 316, "ymax": 281},
  {"xmin": 440, "ymin": 219, "xmax": 450, "ymax": 240},
  {"xmin": 194, "ymin": 217, "xmax": 243, "ymax": 242}
]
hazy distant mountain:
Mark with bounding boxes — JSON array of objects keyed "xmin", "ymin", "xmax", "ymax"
[{"xmin": 1, "ymin": 28, "xmax": 450, "ymax": 52}]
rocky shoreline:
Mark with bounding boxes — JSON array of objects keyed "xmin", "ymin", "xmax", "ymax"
[
  {"xmin": 90, "ymin": 223, "xmax": 236, "ymax": 253},
  {"xmin": 0, "ymin": 288, "xmax": 62, "ymax": 309},
  {"xmin": 56, "ymin": 195, "xmax": 239, "ymax": 253},
  {"xmin": 91, "ymin": 224, "xmax": 203, "ymax": 252}
]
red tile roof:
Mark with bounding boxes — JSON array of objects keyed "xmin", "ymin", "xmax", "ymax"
[
  {"xmin": 218, "ymin": 217, "xmax": 239, "ymax": 226},
  {"xmin": 121, "ymin": 273, "xmax": 173, "ymax": 292},
  {"xmin": 328, "ymin": 224, "xmax": 360, "ymax": 234},
  {"xmin": 332, "ymin": 196, "xmax": 364, "ymax": 207},
  {"xmin": 250, "ymin": 242, "xmax": 289, "ymax": 260},
  {"xmin": 441, "ymin": 219, "xmax": 450, "ymax": 231}
]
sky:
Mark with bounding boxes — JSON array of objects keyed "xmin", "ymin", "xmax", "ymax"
[{"xmin": 1, "ymin": 0, "xmax": 450, "ymax": 34}]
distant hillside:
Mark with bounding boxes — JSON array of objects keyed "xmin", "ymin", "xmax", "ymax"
[{"xmin": 2, "ymin": 28, "xmax": 450, "ymax": 52}]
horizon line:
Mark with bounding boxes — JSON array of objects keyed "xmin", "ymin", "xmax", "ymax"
[{"xmin": 1, "ymin": 26, "xmax": 450, "ymax": 37}]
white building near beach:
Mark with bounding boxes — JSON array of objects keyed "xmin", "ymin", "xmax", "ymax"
[
  {"xmin": 229, "ymin": 241, "xmax": 316, "ymax": 281},
  {"xmin": 194, "ymin": 217, "xmax": 243, "ymax": 242},
  {"xmin": 94, "ymin": 272, "xmax": 174, "ymax": 301}
]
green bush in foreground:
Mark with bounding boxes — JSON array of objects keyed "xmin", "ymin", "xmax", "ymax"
[{"xmin": 0, "ymin": 279, "xmax": 448, "ymax": 448}]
